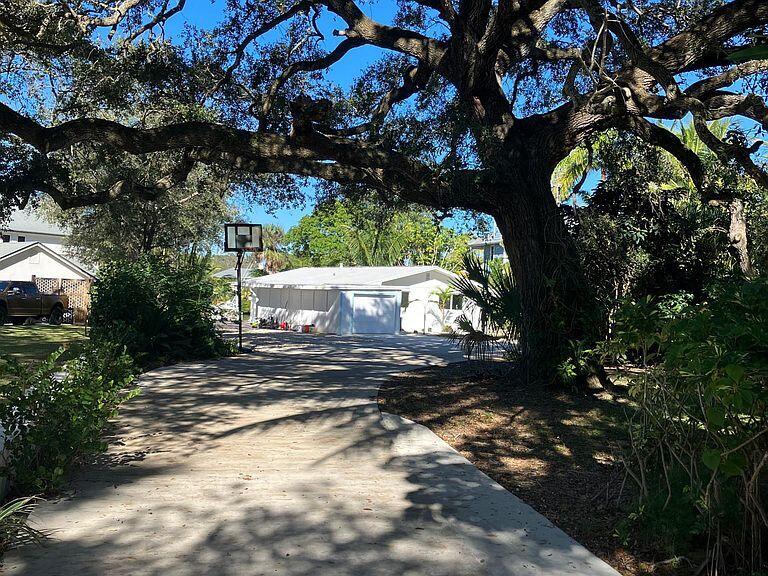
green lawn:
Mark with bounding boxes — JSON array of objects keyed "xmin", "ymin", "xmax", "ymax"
[{"xmin": 0, "ymin": 324, "xmax": 89, "ymax": 364}]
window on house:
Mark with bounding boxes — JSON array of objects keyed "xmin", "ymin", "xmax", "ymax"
[
  {"xmin": 16, "ymin": 236, "xmax": 25, "ymax": 242},
  {"xmin": 449, "ymin": 294, "xmax": 464, "ymax": 310},
  {"xmin": 1, "ymin": 235, "xmax": 9, "ymax": 243}
]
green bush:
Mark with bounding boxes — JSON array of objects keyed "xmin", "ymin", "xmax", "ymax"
[
  {"xmin": 89, "ymin": 255, "xmax": 235, "ymax": 367},
  {"xmin": 0, "ymin": 343, "xmax": 137, "ymax": 494},
  {"xmin": 449, "ymin": 253, "xmax": 521, "ymax": 361},
  {"xmin": 611, "ymin": 278, "xmax": 768, "ymax": 574}
]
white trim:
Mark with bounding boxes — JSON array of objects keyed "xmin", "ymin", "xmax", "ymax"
[
  {"xmin": 245, "ymin": 266, "xmax": 457, "ymax": 289},
  {"xmin": 0, "ymin": 242, "xmax": 96, "ymax": 281}
]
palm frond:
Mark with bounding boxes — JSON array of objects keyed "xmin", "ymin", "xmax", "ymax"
[
  {"xmin": 0, "ymin": 496, "xmax": 49, "ymax": 552},
  {"xmin": 552, "ymin": 146, "xmax": 591, "ymax": 201},
  {"xmin": 448, "ymin": 314, "xmax": 499, "ymax": 361},
  {"xmin": 449, "ymin": 253, "xmax": 522, "ymax": 360}
]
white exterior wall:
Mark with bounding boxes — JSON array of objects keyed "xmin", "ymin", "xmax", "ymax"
[
  {"xmin": 251, "ymin": 287, "xmax": 341, "ymax": 332},
  {"xmin": 246, "ymin": 269, "xmax": 482, "ymax": 336},
  {"xmin": 401, "ymin": 279, "xmax": 482, "ymax": 334},
  {"xmin": 2, "ymin": 232, "xmax": 66, "ymax": 253},
  {"xmin": 0, "ymin": 246, "xmax": 89, "ymax": 281},
  {"xmin": 382, "ymin": 269, "xmax": 454, "ymax": 287}
]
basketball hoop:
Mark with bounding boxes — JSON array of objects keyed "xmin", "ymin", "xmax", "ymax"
[
  {"xmin": 224, "ymin": 223, "xmax": 263, "ymax": 253},
  {"xmin": 223, "ymin": 223, "xmax": 263, "ymax": 353}
]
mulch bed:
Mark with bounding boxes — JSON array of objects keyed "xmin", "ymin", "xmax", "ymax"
[{"xmin": 378, "ymin": 361, "xmax": 684, "ymax": 576}]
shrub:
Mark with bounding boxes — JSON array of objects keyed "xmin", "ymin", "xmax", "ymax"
[
  {"xmin": 449, "ymin": 253, "xmax": 521, "ymax": 361},
  {"xmin": 89, "ymin": 255, "xmax": 235, "ymax": 367},
  {"xmin": 612, "ymin": 278, "xmax": 768, "ymax": 574},
  {"xmin": 0, "ymin": 343, "xmax": 137, "ymax": 494}
]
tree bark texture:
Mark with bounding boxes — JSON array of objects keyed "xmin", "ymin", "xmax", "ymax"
[
  {"xmin": 490, "ymin": 164, "xmax": 601, "ymax": 384},
  {"xmin": 727, "ymin": 198, "xmax": 754, "ymax": 277}
]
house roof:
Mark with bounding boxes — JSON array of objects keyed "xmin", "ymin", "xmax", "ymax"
[
  {"xmin": 468, "ymin": 235, "xmax": 503, "ymax": 248},
  {"xmin": 213, "ymin": 267, "xmax": 266, "ymax": 280},
  {"xmin": 3, "ymin": 209, "xmax": 68, "ymax": 237},
  {"xmin": 213, "ymin": 267, "xmax": 238, "ymax": 279},
  {"xmin": 247, "ymin": 266, "xmax": 453, "ymax": 289},
  {"xmin": 0, "ymin": 242, "xmax": 96, "ymax": 280}
]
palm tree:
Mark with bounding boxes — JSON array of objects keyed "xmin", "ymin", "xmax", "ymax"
[
  {"xmin": 261, "ymin": 224, "xmax": 289, "ymax": 274},
  {"xmin": 449, "ymin": 253, "xmax": 522, "ymax": 361},
  {"xmin": 551, "ymin": 145, "xmax": 593, "ymax": 203},
  {"xmin": 431, "ymin": 286, "xmax": 454, "ymax": 331}
]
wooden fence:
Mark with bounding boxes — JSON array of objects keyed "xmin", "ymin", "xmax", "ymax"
[{"xmin": 33, "ymin": 277, "xmax": 93, "ymax": 324}]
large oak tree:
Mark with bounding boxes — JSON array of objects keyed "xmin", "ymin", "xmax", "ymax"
[{"xmin": 1, "ymin": 0, "xmax": 767, "ymax": 380}]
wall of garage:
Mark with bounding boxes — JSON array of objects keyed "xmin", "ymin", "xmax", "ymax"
[
  {"xmin": 251, "ymin": 287, "xmax": 341, "ymax": 332},
  {"xmin": 251, "ymin": 286, "xmax": 403, "ymax": 335},
  {"xmin": 251, "ymin": 280, "xmax": 483, "ymax": 335},
  {"xmin": 0, "ymin": 246, "xmax": 90, "ymax": 281}
]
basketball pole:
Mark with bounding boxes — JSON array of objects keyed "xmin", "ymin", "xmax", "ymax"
[{"xmin": 237, "ymin": 249, "xmax": 244, "ymax": 353}]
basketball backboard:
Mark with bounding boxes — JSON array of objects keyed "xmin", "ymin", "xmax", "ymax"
[{"xmin": 224, "ymin": 223, "xmax": 263, "ymax": 252}]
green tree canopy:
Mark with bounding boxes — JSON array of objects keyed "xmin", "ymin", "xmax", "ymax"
[
  {"xmin": 2, "ymin": 0, "xmax": 767, "ymax": 379},
  {"xmin": 285, "ymin": 199, "xmax": 470, "ymax": 271},
  {"xmin": 44, "ymin": 162, "xmax": 233, "ymax": 266}
]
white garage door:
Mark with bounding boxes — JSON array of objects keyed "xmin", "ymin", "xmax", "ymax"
[{"xmin": 352, "ymin": 293, "xmax": 397, "ymax": 334}]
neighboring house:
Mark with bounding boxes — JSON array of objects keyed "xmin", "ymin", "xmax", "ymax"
[
  {"xmin": 0, "ymin": 242, "xmax": 96, "ymax": 323},
  {"xmin": 1, "ymin": 210, "xmax": 95, "ymax": 323},
  {"xmin": 1, "ymin": 209, "xmax": 69, "ymax": 253},
  {"xmin": 0, "ymin": 242, "xmax": 94, "ymax": 283},
  {"xmin": 213, "ymin": 268, "xmax": 238, "ymax": 281},
  {"xmin": 469, "ymin": 234, "xmax": 508, "ymax": 263},
  {"xmin": 248, "ymin": 266, "xmax": 476, "ymax": 335},
  {"xmin": 212, "ymin": 267, "xmax": 238, "ymax": 292}
]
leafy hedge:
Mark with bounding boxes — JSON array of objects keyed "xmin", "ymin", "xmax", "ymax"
[
  {"xmin": 609, "ymin": 278, "xmax": 768, "ymax": 574},
  {"xmin": 89, "ymin": 255, "xmax": 234, "ymax": 368},
  {"xmin": 0, "ymin": 343, "xmax": 137, "ymax": 494}
]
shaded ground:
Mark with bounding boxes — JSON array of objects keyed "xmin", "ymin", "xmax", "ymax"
[
  {"xmin": 4, "ymin": 332, "xmax": 618, "ymax": 576},
  {"xmin": 0, "ymin": 324, "xmax": 89, "ymax": 364},
  {"xmin": 379, "ymin": 361, "xmax": 683, "ymax": 576}
]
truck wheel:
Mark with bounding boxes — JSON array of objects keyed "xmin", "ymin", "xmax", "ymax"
[{"xmin": 49, "ymin": 306, "xmax": 64, "ymax": 326}]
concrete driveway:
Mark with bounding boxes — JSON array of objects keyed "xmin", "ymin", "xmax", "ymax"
[{"xmin": 5, "ymin": 332, "xmax": 618, "ymax": 576}]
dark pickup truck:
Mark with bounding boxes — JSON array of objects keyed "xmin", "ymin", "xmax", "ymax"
[{"xmin": 0, "ymin": 281, "xmax": 68, "ymax": 326}]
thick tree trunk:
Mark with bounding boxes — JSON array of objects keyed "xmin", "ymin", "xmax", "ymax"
[
  {"xmin": 727, "ymin": 198, "xmax": 754, "ymax": 277},
  {"xmin": 491, "ymin": 167, "xmax": 611, "ymax": 388}
]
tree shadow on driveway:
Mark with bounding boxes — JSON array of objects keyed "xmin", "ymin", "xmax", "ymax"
[{"xmin": 4, "ymin": 332, "xmax": 616, "ymax": 576}]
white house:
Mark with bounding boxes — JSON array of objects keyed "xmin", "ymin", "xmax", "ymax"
[
  {"xmin": 469, "ymin": 234, "xmax": 508, "ymax": 263},
  {"xmin": 0, "ymin": 242, "xmax": 95, "ymax": 283},
  {"xmin": 1, "ymin": 209, "xmax": 69, "ymax": 253},
  {"xmin": 0, "ymin": 236, "xmax": 96, "ymax": 323},
  {"xmin": 248, "ymin": 266, "xmax": 474, "ymax": 335}
]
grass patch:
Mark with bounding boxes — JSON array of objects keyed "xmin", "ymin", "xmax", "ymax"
[
  {"xmin": 378, "ymin": 362, "xmax": 682, "ymax": 576},
  {"xmin": 0, "ymin": 324, "xmax": 89, "ymax": 364}
]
